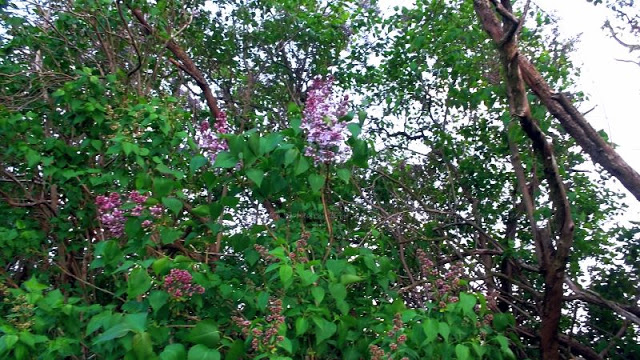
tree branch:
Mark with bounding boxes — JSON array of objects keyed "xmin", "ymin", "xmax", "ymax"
[{"xmin": 129, "ymin": 7, "xmax": 221, "ymax": 120}]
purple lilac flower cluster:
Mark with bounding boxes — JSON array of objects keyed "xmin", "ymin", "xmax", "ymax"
[
  {"xmin": 301, "ymin": 76, "xmax": 352, "ymax": 164},
  {"xmin": 369, "ymin": 314, "xmax": 409, "ymax": 360},
  {"xmin": 233, "ymin": 298, "xmax": 286, "ymax": 353},
  {"xmin": 196, "ymin": 111, "xmax": 229, "ymax": 163},
  {"xmin": 95, "ymin": 192, "xmax": 125, "ymax": 238},
  {"xmin": 163, "ymin": 269, "xmax": 205, "ymax": 299},
  {"xmin": 95, "ymin": 191, "xmax": 163, "ymax": 238},
  {"xmin": 416, "ymin": 249, "xmax": 465, "ymax": 307}
]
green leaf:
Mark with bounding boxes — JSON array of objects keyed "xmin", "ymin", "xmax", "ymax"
[
  {"xmin": 187, "ymin": 344, "xmax": 220, "ymax": 360},
  {"xmin": 347, "ymin": 123, "xmax": 361, "ymax": 137},
  {"xmin": 423, "ymin": 318, "xmax": 438, "ymax": 343},
  {"xmin": 313, "ymin": 318, "xmax": 337, "ymax": 344},
  {"xmin": 190, "ymin": 155, "xmax": 208, "ymax": 172},
  {"xmin": 308, "ymin": 173, "xmax": 325, "ymax": 193},
  {"xmin": 472, "ymin": 342, "xmax": 486, "ymax": 357},
  {"xmin": 187, "ymin": 320, "xmax": 220, "ymax": 348},
  {"xmin": 224, "ymin": 340, "xmax": 245, "ymax": 360},
  {"xmin": 260, "ymin": 133, "xmax": 282, "ymax": 154},
  {"xmin": 149, "ymin": 290, "xmax": 169, "ymax": 313},
  {"xmin": 124, "ymin": 313, "xmax": 148, "ymax": 333},
  {"xmin": 153, "ymin": 177, "xmax": 174, "ymax": 198},
  {"xmin": 340, "ymin": 274, "xmax": 363, "ymax": 285},
  {"xmin": 133, "ymin": 332, "xmax": 154, "ymax": 359},
  {"xmin": 227, "ymin": 135, "xmax": 245, "ymax": 157},
  {"xmin": 212, "ymin": 152, "xmax": 237, "ymax": 168},
  {"xmin": 492, "ymin": 313, "xmax": 514, "ymax": 332},
  {"xmin": 14, "ymin": 343, "xmax": 28, "ymax": 360},
  {"xmin": 284, "ymin": 148, "xmax": 298, "ymax": 166},
  {"xmin": 278, "ymin": 337, "xmax": 293, "ymax": 354},
  {"xmin": 337, "ymin": 300, "xmax": 350, "ymax": 315},
  {"xmin": 24, "ymin": 277, "xmax": 47, "ymax": 293},
  {"xmin": 159, "ymin": 343, "xmax": 187, "ymax": 360},
  {"xmin": 160, "ymin": 227, "xmax": 182, "ymax": 245},
  {"xmin": 297, "ymin": 268, "xmax": 319, "ymax": 286},
  {"xmin": 295, "ymin": 317, "xmax": 309, "ymax": 336},
  {"xmin": 326, "ymin": 259, "xmax": 347, "ymax": 277},
  {"xmin": 25, "ymin": 150, "xmax": 40, "ymax": 167},
  {"xmin": 162, "ymin": 197, "xmax": 183, "ymax": 215},
  {"xmin": 2, "ymin": 335, "xmax": 18, "ymax": 350},
  {"xmin": 156, "ymin": 164, "xmax": 185, "ymax": 179},
  {"xmin": 257, "ymin": 291, "xmax": 269, "ymax": 311},
  {"xmin": 191, "ymin": 205, "xmax": 210, "ymax": 217},
  {"xmin": 459, "ymin": 292, "xmax": 477, "ymax": 316},
  {"xmin": 439, "ymin": 322, "xmax": 450, "ymax": 341},
  {"xmin": 94, "ymin": 323, "xmax": 131, "ymax": 344},
  {"xmin": 455, "ymin": 344, "xmax": 470, "ymax": 360},
  {"xmin": 495, "ymin": 334, "xmax": 509, "ymax": 350},
  {"xmin": 122, "ymin": 142, "xmax": 135, "ymax": 156},
  {"xmin": 86, "ymin": 311, "xmax": 111, "ymax": 336},
  {"xmin": 246, "ymin": 169, "xmax": 264, "ymax": 187},
  {"xmin": 152, "ymin": 257, "xmax": 171, "ymax": 276},
  {"xmin": 128, "ymin": 268, "xmax": 152, "ymax": 298},
  {"xmin": 294, "ymin": 157, "xmax": 309, "ymax": 175},
  {"xmin": 336, "ymin": 168, "xmax": 350, "ymax": 183},
  {"xmin": 311, "ymin": 287, "xmax": 325, "ymax": 305},
  {"xmin": 290, "ymin": 117, "xmax": 301, "ymax": 134},
  {"xmin": 279, "ymin": 264, "xmax": 294, "ymax": 288},
  {"xmin": 19, "ymin": 332, "xmax": 46, "ymax": 348},
  {"xmin": 329, "ymin": 283, "xmax": 347, "ymax": 302}
]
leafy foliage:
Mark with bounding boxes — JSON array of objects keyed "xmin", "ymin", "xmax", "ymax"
[{"xmin": 0, "ymin": 0, "xmax": 637, "ymax": 359}]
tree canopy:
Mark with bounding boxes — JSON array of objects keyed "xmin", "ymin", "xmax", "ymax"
[{"xmin": 0, "ymin": 0, "xmax": 638, "ymax": 359}]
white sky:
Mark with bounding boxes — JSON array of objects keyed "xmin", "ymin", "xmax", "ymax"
[
  {"xmin": 534, "ymin": 0, "xmax": 640, "ymax": 215},
  {"xmin": 535, "ymin": 0, "xmax": 640, "ymax": 170}
]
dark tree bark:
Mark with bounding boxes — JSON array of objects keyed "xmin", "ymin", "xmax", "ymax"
[{"xmin": 474, "ymin": 1, "xmax": 576, "ymax": 359}]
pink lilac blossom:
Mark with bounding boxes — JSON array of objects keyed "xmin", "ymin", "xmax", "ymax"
[
  {"xmin": 196, "ymin": 111, "xmax": 229, "ymax": 163},
  {"xmin": 163, "ymin": 269, "xmax": 205, "ymax": 298},
  {"xmin": 128, "ymin": 191, "xmax": 148, "ymax": 216},
  {"xmin": 149, "ymin": 205, "xmax": 164, "ymax": 218},
  {"xmin": 301, "ymin": 76, "xmax": 352, "ymax": 164},
  {"xmin": 95, "ymin": 192, "xmax": 125, "ymax": 238}
]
